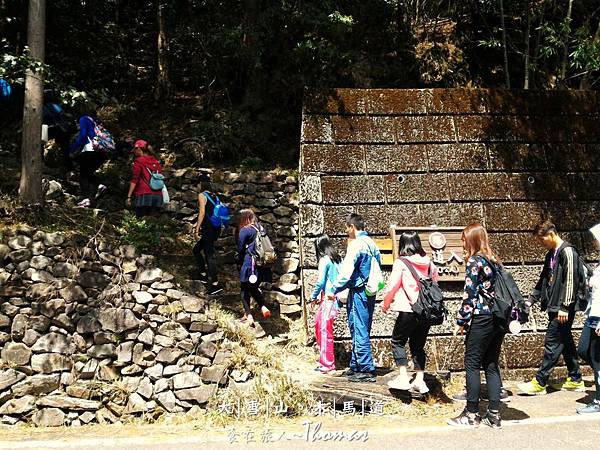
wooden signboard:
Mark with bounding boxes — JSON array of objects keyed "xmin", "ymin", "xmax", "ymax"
[{"xmin": 377, "ymin": 227, "xmax": 466, "ymax": 282}]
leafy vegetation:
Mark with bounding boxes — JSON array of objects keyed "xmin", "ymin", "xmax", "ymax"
[
  {"xmin": 115, "ymin": 212, "xmax": 186, "ymax": 254},
  {"xmin": 1, "ymin": 0, "xmax": 600, "ymax": 168}
]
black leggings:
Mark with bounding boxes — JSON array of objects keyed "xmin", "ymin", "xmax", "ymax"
[
  {"xmin": 465, "ymin": 315, "xmax": 505, "ymax": 413},
  {"xmin": 192, "ymin": 227, "xmax": 221, "ymax": 283},
  {"xmin": 77, "ymin": 151, "xmax": 106, "ymax": 203},
  {"xmin": 391, "ymin": 311, "xmax": 430, "ymax": 370},
  {"xmin": 241, "ymin": 281, "xmax": 265, "ymax": 315}
]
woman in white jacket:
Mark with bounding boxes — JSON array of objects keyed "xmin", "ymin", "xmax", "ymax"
[{"xmin": 576, "ymin": 224, "xmax": 600, "ymax": 414}]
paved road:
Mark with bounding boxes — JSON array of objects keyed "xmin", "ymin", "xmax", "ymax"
[{"xmin": 3, "ymin": 414, "xmax": 600, "ymax": 450}]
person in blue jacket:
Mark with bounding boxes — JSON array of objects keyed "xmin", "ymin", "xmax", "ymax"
[
  {"xmin": 0, "ymin": 79, "xmax": 11, "ymax": 106},
  {"xmin": 329, "ymin": 213, "xmax": 381, "ymax": 383},
  {"xmin": 235, "ymin": 209, "xmax": 272, "ymax": 325},
  {"xmin": 310, "ymin": 234, "xmax": 343, "ymax": 374},
  {"xmin": 69, "ymin": 114, "xmax": 107, "ymax": 208}
]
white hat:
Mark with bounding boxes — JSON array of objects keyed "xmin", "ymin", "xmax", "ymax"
[{"xmin": 590, "ymin": 223, "xmax": 600, "ymax": 243}]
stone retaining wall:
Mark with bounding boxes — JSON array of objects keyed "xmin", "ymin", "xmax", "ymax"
[
  {"xmin": 299, "ymin": 88, "xmax": 600, "ymax": 372},
  {"xmin": 0, "ymin": 226, "xmax": 233, "ymax": 427},
  {"xmin": 164, "ymin": 168, "xmax": 302, "ymax": 315}
]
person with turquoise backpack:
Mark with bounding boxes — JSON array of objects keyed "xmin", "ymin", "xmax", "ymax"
[{"xmin": 126, "ymin": 139, "xmax": 164, "ymax": 217}]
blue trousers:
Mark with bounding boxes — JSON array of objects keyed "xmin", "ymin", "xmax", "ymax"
[{"xmin": 347, "ymin": 288, "xmax": 376, "ymax": 373}]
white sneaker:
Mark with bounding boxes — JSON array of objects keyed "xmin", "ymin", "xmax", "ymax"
[
  {"xmin": 76, "ymin": 198, "xmax": 90, "ymax": 208},
  {"xmin": 387, "ymin": 375, "xmax": 412, "ymax": 390},
  {"xmin": 95, "ymin": 184, "xmax": 107, "ymax": 199},
  {"xmin": 410, "ymin": 381, "xmax": 430, "ymax": 395}
]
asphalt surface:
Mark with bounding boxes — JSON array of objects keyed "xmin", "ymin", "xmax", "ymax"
[
  {"xmin": 1, "ymin": 381, "xmax": 599, "ymax": 450},
  {"xmin": 2, "ymin": 414, "xmax": 600, "ymax": 450}
]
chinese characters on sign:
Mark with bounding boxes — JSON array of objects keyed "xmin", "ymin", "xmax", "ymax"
[{"xmin": 215, "ymin": 397, "xmax": 386, "ymax": 419}]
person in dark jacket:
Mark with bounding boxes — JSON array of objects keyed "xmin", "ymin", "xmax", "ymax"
[
  {"xmin": 193, "ymin": 175, "xmax": 223, "ymax": 296},
  {"xmin": 235, "ymin": 209, "xmax": 271, "ymax": 325},
  {"xmin": 448, "ymin": 222, "xmax": 505, "ymax": 429},
  {"xmin": 69, "ymin": 114, "xmax": 107, "ymax": 208},
  {"xmin": 43, "ymin": 101, "xmax": 75, "ymax": 169},
  {"xmin": 518, "ymin": 220, "xmax": 584, "ymax": 395},
  {"xmin": 125, "ymin": 139, "xmax": 163, "ymax": 217}
]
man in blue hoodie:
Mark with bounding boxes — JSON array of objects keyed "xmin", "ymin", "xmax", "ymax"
[{"xmin": 329, "ymin": 213, "xmax": 381, "ymax": 382}]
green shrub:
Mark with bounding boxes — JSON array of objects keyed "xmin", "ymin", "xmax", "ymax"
[{"xmin": 116, "ymin": 212, "xmax": 183, "ymax": 254}]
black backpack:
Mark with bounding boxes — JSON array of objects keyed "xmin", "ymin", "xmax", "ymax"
[
  {"xmin": 400, "ymin": 258, "xmax": 447, "ymax": 325},
  {"xmin": 564, "ymin": 245, "xmax": 593, "ymax": 312},
  {"xmin": 478, "ymin": 255, "xmax": 526, "ymax": 327}
]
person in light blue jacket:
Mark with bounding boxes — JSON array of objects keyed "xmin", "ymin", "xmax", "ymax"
[
  {"xmin": 310, "ymin": 234, "xmax": 342, "ymax": 374},
  {"xmin": 577, "ymin": 223, "xmax": 600, "ymax": 414},
  {"xmin": 329, "ymin": 213, "xmax": 381, "ymax": 383}
]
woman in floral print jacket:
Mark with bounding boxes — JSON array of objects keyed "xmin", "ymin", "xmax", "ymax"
[{"xmin": 448, "ymin": 222, "xmax": 505, "ymax": 430}]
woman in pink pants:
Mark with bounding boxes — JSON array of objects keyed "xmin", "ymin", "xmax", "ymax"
[{"xmin": 310, "ymin": 235, "xmax": 342, "ymax": 374}]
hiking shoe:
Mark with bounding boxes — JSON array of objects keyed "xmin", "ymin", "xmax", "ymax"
[
  {"xmin": 447, "ymin": 408, "xmax": 480, "ymax": 428},
  {"xmin": 95, "ymin": 184, "xmax": 107, "ymax": 200},
  {"xmin": 551, "ymin": 377, "xmax": 585, "ymax": 392},
  {"xmin": 76, "ymin": 198, "xmax": 90, "ymax": 208},
  {"xmin": 387, "ymin": 375, "xmax": 412, "ymax": 391},
  {"xmin": 409, "ymin": 381, "xmax": 430, "ymax": 395},
  {"xmin": 342, "ymin": 369, "xmax": 356, "ymax": 377},
  {"xmin": 198, "ymin": 273, "xmax": 209, "ymax": 284},
  {"xmin": 577, "ymin": 400, "xmax": 600, "ymax": 414},
  {"xmin": 261, "ymin": 306, "xmax": 271, "ymax": 319},
  {"xmin": 347, "ymin": 372, "xmax": 376, "ymax": 383},
  {"xmin": 517, "ymin": 378, "xmax": 547, "ymax": 395},
  {"xmin": 453, "ymin": 388, "xmax": 511, "ymax": 402},
  {"xmin": 207, "ymin": 283, "xmax": 224, "ymax": 295},
  {"xmin": 481, "ymin": 410, "xmax": 502, "ymax": 429}
]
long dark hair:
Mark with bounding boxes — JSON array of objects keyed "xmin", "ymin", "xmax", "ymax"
[
  {"xmin": 235, "ymin": 209, "xmax": 258, "ymax": 241},
  {"xmin": 314, "ymin": 234, "xmax": 342, "ymax": 264},
  {"xmin": 398, "ymin": 231, "xmax": 426, "ymax": 257},
  {"xmin": 462, "ymin": 222, "xmax": 499, "ymax": 262}
]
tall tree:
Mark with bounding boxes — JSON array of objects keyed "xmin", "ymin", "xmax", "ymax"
[
  {"xmin": 499, "ymin": 0, "xmax": 511, "ymax": 87},
  {"xmin": 155, "ymin": 0, "xmax": 170, "ymax": 100},
  {"xmin": 560, "ymin": 0, "xmax": 574, "ymax": 84},
  {"xmin": 524, "ymin": 3, "xmax": 532, "ymax": 89},
  {"xmin": 19, "ymin": 0, "xmax": 45, "ymax": 206}
]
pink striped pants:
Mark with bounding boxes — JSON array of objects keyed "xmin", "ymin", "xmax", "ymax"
[{"xmin": 315, "ymin": 299, "xmax": 338, "ymax": 372}]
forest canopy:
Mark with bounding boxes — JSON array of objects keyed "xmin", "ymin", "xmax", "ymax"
[{"xmin": 2, "ymin": 0, "xmax": 600, "ymax": 165}]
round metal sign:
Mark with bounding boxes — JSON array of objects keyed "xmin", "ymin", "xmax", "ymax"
[{"xmin": 429, "ymin": 232, "xmax": 447, "ymax": 250}]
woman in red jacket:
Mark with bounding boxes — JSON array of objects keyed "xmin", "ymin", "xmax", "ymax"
[{"xmin": 126, "ymin": 139, "xmax": 164, "ymax": 217}]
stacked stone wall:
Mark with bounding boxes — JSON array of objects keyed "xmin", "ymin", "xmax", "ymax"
[
  {"xmin": 0, "ymin": 227, "xmax": 233, "ymax": 426},
  {"xmin": 165, "ymin": 168, "xmax": 302, "ymax": 315}
]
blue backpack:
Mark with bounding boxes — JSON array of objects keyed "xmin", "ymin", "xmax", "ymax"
[{"xmin": 203, "ymin": 192, "xmax": 230, "ymax": 228}]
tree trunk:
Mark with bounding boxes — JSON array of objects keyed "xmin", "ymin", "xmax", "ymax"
[
  {"xmin": 499, "ymin": 0, "xmax": 510, "ymax": 88},
  {"xmin": 19, "ymin": 0, "xmax": 45, "ymax": 206},
  {"xmin": 155, "ymin": 1, "xmax": 170, "ymax": 100},
  {"xmin": 524, "ymin": 3, "xmax": 531, "ymax": 89},
  {"xmin": 532, "ymin": 4, "xmax": 546, "ymax": 89},
  {"xmin": 560, "ymin": 0, "xmax": 574, "ymax": 85},
  {"xmin": 580, "ymin": 20, "xmax": 600, "ymax": 89}
]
